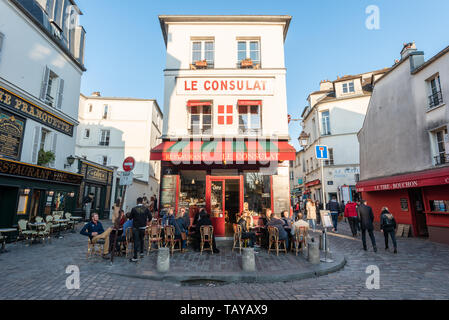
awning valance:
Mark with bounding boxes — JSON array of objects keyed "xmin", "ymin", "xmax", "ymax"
[
  {"xmin": 356, "ymin": 167, "xmax": 449, "ymax": 192},
  {"xmin": 306, "ymin": 179, "xmax": 321, "ymax": 188},
  {"xmin": 187, "ymin": 100, "xmax": 212, "ymax": 107},
  {"xmin": 237, "ymin": 100, "xmax": 263, "ymax": 106},
  {"xmin": 150, "ymin": 140, "xmax": 296, "ymax": 162}
]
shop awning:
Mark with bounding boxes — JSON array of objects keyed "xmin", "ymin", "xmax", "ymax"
[
  {"xmin": 150, "ymin": 140, "xmax": 296, "ymax": 162},
  {"xmin": 187, "ymin": 100, "xmax": 212, "ymax": 107},
  {"xmin": 305, "ymin": 179, "xmax": 321, "ymax": 188},
  {"xmin": 356, "ymin": 167, "xmax": 449, "ymax": 192},
  {"xmin": 237, "ymin": 100, "xmax": 263, "ymax": 106}
]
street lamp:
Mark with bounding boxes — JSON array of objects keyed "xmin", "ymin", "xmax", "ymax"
[
  {"xmin": 298, "ymin": 131, "xmax": 310, "ymax": 147},
  {"xmin": 65, "ymin": 155, "xmax": 76, "ymax": 169}
]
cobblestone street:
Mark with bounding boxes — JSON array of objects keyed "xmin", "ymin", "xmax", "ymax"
[{"xmin": 1, "ymin": 220, "xmax": 449, "ymax": 300}]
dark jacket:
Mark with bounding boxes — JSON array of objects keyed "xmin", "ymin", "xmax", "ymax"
[
  {"xmin": 380, "ymin": 211, "xmax": 397, "ymax": 232},
  {"xmin": 80, "ymin": 221, "xmax": 104, "ymax": 238},
  {"xmin": 171, "ymin": 217, "xmax": 188, "ymax": 236},
  {"xmin": 267, "ymin": 217, "xmax": 288, "ymax": 240},
  {"xmin": 196, "ymin": 215, "xmax": 214, "ymax": 235},
  {"xmin": 326, "ymin": 200, "xmax": 341, "ymax": 213},
  {"xmin": 129, "ymin": 204, "xmax": 152, "ymax": 229},
  {"xmin": 357, "ymin": 204, "xmax": 375, "ymax": 230},
  {"xmin": 238, "ymin": 217, "xmax": 250, "ymax": 233}
]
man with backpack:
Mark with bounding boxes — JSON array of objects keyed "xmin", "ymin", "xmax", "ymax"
[{"xmin": 380, "ymin": 207, "xmax": 398, "ymax": 254}]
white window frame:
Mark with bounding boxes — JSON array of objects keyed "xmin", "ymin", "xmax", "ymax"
[
  {"xmin": 321, "ymin": 110, "xmax": 331, "ymax": 136},
  {"xmin": 99, "ymin": 129, "xmax": 110, "ymax": 146},
  {"xmin": 238, "ymin": 104, "xmax": 261, "ymax": 135},
  {"xmin": 237, "ymin": 40, "xmax": 261, "ymax": 67},
  {"xmin": 84, "ymin": 128, "xmax": 90, "ymax": 139},
  {"xmin": 342, "ymin": 81, "xmax": 355, "ymax": 94},
  {"xmin": 427, "ymin": 75, "xmax": 443, "ymax": 109},
  {"xmin": 0, "ymin": 32, "xmax": 5, "ymax": 65},
  {"xmin": 433, "ymin": 127, "xmax": 448, "ymax": 165},
  {"xmin": 191, "ymin": 40, "xmax": 215, "ymax": 67},
  {"xmin": 188, "ymin": 105, "xmax": 212, "ymax": 135}
]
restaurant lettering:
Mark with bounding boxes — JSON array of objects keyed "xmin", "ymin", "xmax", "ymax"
[
  {"xmin": 86, "ymin": 166, "xmax": 109, "ymax": 184},
  {"xmin": 177, "ymin": 78, "xmax": 274, "ymax": 96},
  {"xmin": 0, "ymin": 158, "xmax": 83, "ymax": 185},
  {"xmin": 373, "ymin": 181, "xmax": 419, "ymax": 191},
  {"xmin": 0, "ymin": 87, "xmax": 74, "ymax": 136}
]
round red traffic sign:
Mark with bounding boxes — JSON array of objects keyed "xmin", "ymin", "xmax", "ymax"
[{"xmin": 123, "ymin": 157, "xmax": 135, "ymax": 172}]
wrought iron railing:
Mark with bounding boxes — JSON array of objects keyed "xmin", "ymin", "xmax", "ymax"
[
  {"xmin": 434, "ymin": 154, "xmax": 449, "ymax": 165},
  {"xmin": 428, "ymin": 91, "xmax": 443, "ymax": 109}
]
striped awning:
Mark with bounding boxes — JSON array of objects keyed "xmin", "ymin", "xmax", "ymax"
[{"xmin": 150, "ymin": 140, "xmax": 296, "ymax": 162}]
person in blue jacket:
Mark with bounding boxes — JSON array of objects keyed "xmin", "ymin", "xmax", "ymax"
[{"xmin": 80, "ymin": 213, "xmax": 112, "ymax": 259}]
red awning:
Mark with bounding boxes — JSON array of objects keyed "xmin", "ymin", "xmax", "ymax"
[
  {"xmin": 187, "ymin": 100, "xmax": 212, "ymax": 107},
  {"xmin": 356, "ymin": 167, "xmax": 449, "ymax": 192},
  {"xmin": 237, "ymin": 100, "xmax": 263, "ymax": 106},
  {"xmin": 306, "ymin": 179, "xmax": 321, "ymax": 188},
  {"xmin": 150, "ymin": 140, "xmax": 296, "ymax": 162}
]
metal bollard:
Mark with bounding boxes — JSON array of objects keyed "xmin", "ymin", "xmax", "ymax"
[
  {"xmin": 242, "ymin": 248, "xmax": 256, "ymax": 272},
  {"xmin": 308, "ymin": 238, "xmax": 320, "ymax": 264},
  {"xmin": 157, "ymin": 247, "xmax": 170, "ymax": 273}
]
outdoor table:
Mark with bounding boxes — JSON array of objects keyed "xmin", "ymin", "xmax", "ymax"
[
  {"xmin": 53, "ymin": 219, "xmax": 69, "ymax": 239},
  {"xmin": 0, "ymin": 228, "xmax": 17, "ymax": 253},
  {"xmin": 69, "ymin": 216, "xmax": 83, "ymax": 233}
]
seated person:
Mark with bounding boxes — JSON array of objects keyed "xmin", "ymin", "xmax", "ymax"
[
  {"xmin": 267, "ymin": 212, "xmax": 289, "ymax": 250},
  {"xmin": 291, "ymin": 213, "xmax": 310, "ymax": 235},
  {"xmin": 237, "ymin": 212, "xmax": 257, "ymax": 249},
  {"xmin": 281, "ymin": 210, "xmax": 293, "ymax": 229},
  {"xmin": 194, "ymin": 209, "xmax": 219, "ymax": 253},
  {"xmin": 109, "ymin": 209, "xmax": 126, "ymax": 253},
  {"xmin": 122, "ymin": 214, "xmax": 133, "ymax": 241},
  {"xmin": 80, "ymin": 213, "xmax": 112, "ymax": 259},
  {"xmin": 171, "ymin": 210, "xmax": 189, "ymax": 250}
]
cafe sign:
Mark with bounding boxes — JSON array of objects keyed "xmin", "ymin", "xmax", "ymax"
[
  {"xmin": 0, "ymin": 157, "xmax": 83, "ymax": 185},
  {"xmin": 85, "ymin": 165, "xmax": 109, "ymax": 184},
  {"xmin": 177, "ymin": 77, "xmax": 275, "ymax": 96},
  {"xmin": 0, "ymin": 109, "xmax": 25, "ymax": 160},
  {"xmin": 0, "ymin": 87, "xmax": 74, "ymax": 136}
]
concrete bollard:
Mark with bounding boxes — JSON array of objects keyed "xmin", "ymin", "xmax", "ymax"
[
  {"xmin": 157, "ymin": 247, "xmax": 170, "ymax": 273},
  {"xmin": 308, "ymin": 238, "xmax": 320, "ymax": 265},
  {"xmin": 242, "ymin": 248, "xmax": 256, "ymax": 272}
]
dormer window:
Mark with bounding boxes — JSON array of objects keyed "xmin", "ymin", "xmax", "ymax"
[{"xmin": 342, "ymin": 81, "xmax": 355, "ymax": 94}]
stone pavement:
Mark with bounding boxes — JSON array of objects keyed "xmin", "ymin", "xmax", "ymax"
[{"xmin": 0, "ymin": 220, "xmax": 449, "ymax": 300}]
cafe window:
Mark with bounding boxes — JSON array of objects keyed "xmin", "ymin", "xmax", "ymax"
[
  {"xmin": 179, "ymin": 171, "xmax": 206, "ymax": 208},
  {"xmin": 430, "ymin": 200, "xmax": 449, "ymax": 213},
  {"xmin": 99, "ymin": 130, "xmax": 110, "ymax": 146},
  {"xmin": 238, "ymin": 103, "xmax": 261, "ymax": 135},
  {"xmin": 244, "ymin": 172, "xmax": 271, "ymax": 214},
  {"xmin": 237, "ymin": 40, "xmax": 260, "ymax": 68},
  {"xmin": 191, "ymin": 40, "xmax": 214, "ymax": 68},
  {"xmin": 188, "ymin": 104, "xmax": 212, "ymax": 135},
  {"xmin": 400, "ymin": 198, "xmax": 409, "ymax": 211}
]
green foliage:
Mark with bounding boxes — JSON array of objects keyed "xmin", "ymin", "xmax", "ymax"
[{"xmin": 37, "ymin": 149, "xmax": 55, "ymax": 167}]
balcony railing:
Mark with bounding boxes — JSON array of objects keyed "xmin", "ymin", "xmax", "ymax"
[
  {"xmin": 428, "ymin": 91, "xmax": 444, "ymax": 109},
  {"xmin": 435, "ymin": 154, "xmax": 449, "ymax": 166}
]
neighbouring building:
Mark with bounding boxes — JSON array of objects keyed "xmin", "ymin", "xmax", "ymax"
[
  {"xmin": 357, "ymin": 42, "xmax": 449, "ymax": 245},
  {"xmin": 300, "ymin": 68, "xmax": 389, "ymax": 205},
  {"xmin": 76, "ymin": 93, "xmax": 163, "ymax": 214},
  {"xmin": 150, "ymin": 15, "xmax": 296, "ymax": 238},
  {"xmin": 0, "ymin": 0, "xmax": 86, "ymax": 227},
  {"xmin": 289, "ymin": 149, "xmax": 305, "ymax": 203}
]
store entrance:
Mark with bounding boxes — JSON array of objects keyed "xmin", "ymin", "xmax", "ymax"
[
  {"xmin": 409, "ymin": 188, "xmax": 428, "ymax": 237},
  {"xmin": 29, "ymin": 190, "xmax": 44, "ymax": 222},
  {"xmin": 0, "ymin": 186, "xmax": 19, "ymax": 228},
  {"xmin": 207, "ymin": 176, "xmax": 243, "ymax": 238}
]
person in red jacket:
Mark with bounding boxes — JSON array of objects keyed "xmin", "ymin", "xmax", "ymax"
[{"xmin": 344, "ymin": 201, "xmax": 359, "ymax": 237}]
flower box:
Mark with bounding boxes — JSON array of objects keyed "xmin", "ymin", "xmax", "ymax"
[
  {"xmin": 241, "ymin": 59, "xmax": 253, "ymax": 68},
  {"xmin": 195, "ymin": 60, "xmax": 208, "ymax": 68}
]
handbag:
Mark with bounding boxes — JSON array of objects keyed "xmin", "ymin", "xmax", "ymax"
[{"xmin": 174, "ymin": 218, "xmax": 187, "ymax": 240}]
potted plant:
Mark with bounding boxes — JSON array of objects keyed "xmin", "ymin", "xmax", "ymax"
[
  {"xmin": 37, "ymin": 149, "xmax": 56, "ymax": 167},
  {"xmin": 241, "ymin": 58, "xmax": 253, "ymax": 68},
  {"xmin": 195, "ymin": 60, "xmax": 208, "ymax": 68}
]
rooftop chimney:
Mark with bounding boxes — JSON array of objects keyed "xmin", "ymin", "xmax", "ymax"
[
  {"xmin": 91, "ymin": 91, "xmax": 101, "ymax": 97},
  {"xmin": 319, "ymin": 80, "xmax": 333, "ymax": 91},
  {"xmin": 400, "ymin": 42, "xmax": 417, "ymax": 59}
]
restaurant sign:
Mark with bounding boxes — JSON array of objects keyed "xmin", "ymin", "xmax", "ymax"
[
  {"xmin": 0, "ymin": 158, "xmax": 83, "ymax": 185},
  {"xmin": 0, "ymin": 87, "xmax": 74, "ymax": 136},
  {"xmin": 357, "ymin": 176, "xmax": 449, "ymax": 193},
  {"xmin": 177, "ymin": 77, "xmax": 275, "ymax": 96},
  {"xmin": 0, "ymin": 109, "xmax": 25, "ymax": 160},
  {"xmin": 81, "ymin": 162, "xmax": 111, "ymax": 184}
]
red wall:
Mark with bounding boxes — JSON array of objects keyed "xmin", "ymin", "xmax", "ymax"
[
  {"xmin": 362, "ymin": 189, "xmax": 413, "ymax": 225},
  {"xmin": 423, "ymin": 185, "xmax": 449, "ymax": 228}
]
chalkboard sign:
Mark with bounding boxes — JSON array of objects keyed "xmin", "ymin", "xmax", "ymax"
[
  {"xmin": 161, "ymin": 175, "xmax": 177, "ymax": 208},
  {"xmin": 0, "ymin": 109, "xmax": 25, "ymax": 160}
]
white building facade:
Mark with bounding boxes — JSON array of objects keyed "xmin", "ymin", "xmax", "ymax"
[
  {"xmin": 0, "ymin": 0, "xmax": 86, "ymax": 227},
  {"xmin": 76, "ymin": 93, "xmax": 163, "ymax": 213},
  {"xmin": 151, "ymin": 15, "xmax": 296, "ymax": 237},
  {"xmin": 300, "ymin": 68, "xmax": 388, "ymax": 205}
]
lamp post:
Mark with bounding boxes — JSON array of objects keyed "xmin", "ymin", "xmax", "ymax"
[{"xmin": 298, "ymin": 131, "xmax": 309, "ymax": 148}]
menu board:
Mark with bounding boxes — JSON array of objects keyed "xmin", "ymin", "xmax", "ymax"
[
  {"xmin": 0, "ymin": 109, "xmax": 25, "ymax": 160},
  {"xmin": 161, "ymin": 175, "xmax": 177, "ymax": 208}
]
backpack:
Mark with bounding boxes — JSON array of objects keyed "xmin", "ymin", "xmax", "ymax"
[{"xmin": 382, "ymin": 214, "xmax": 395, "ymax": 228}]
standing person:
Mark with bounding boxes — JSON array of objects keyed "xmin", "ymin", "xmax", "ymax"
[
  {"xmin": 357, "ymin": 200, "xmax": 377, "ymax": 252},
  {"xmin": 128, "ymin": 197, "xmax": 152, "ymax": 262},
  {"xmin": 153, "ymin": 194, "xmax": 158, "ymax": 215},
  {"xmin": 82, "ymin": 193, "xmax": 94, "ymax": 222},
  {"xmin": 315, "ymin": 200, "xmax": 322, "ymax": 226},
  {"xmin": 344, "ymin": 201, "xmax": 359, "ymax": 237},
  {"xmin": 294, "ymin": 201, "xmax": 300, "ymax": 220},
  {"xmin": 380, "ymin": 207, "xmax": 398, "ymax": 254},
  {"xmin": 326, "ymin": 196, "xmax": 341, "ymax": 233},
  {"xmin": 111, "ymin": 198, "xmax": 121, "ymax": 224},
  {"xmin": 306, "ymin": 199, "xmax": 317, "ymax": 232}
]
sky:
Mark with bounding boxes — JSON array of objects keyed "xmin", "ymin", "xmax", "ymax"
[{"xmin": 77, "ymin": 0, "xmax": 449, "ymax": 150}]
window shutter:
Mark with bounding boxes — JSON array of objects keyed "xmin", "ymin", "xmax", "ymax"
[
  {"xmin": 56, "ymin": 78, "xmax": 64, "ymax": 109},
  {"xmin": 0, "ymin": 33, "xmax": 4, "ymax": 64},
  {"xmin": 40, "ymin": 66, "xmax": 50, "ymax": 101},
  {"xmin": 51, "ymin": 133, "xmax": 57, "ymax": 167},
  {"xmin": 32, "ymin": 126, "xmax": 41, "ymax": 164}
]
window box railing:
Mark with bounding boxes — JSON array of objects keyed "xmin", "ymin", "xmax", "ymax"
[
  {"xmin": 189, "ymin": 128, "xmax": 212, "ymax": 135},
  {"xmin": 45, "ymin": 94, "xmax": 54, "ymax": 107},
  {"xmin": 428, "ymin": 91, "xmax": 443, "ymax": 109},
  {"xmin": 190, "ymin": 60, "xmax": 213, "ymax": 70},
  {"xmin": 238, "ymin": 59, "xmax": 261, "ymax": 69},
  {"xmin": 435, "ymin": 154, "xmax": 449, "ymax": 166}
]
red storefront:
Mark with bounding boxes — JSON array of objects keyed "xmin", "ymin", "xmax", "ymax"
[
  {"xmin": 151, "ymin": 139, "xmax": 296, "ymax": 237},
  {"xmin": 356, "ymin": 167, "xmax": 449, "ymax": 245}
]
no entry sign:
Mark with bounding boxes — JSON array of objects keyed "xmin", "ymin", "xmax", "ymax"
[{"xmin": 123, "ymin": 157, "xmax": 135, "ymax": 172}]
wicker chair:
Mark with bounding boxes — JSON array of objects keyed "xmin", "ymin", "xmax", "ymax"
[
  {"xmin": 35, "ymin": 216, "xmax": 44, "ymax": 223},
  {"xmin": 65, "ymin": 213, "xmax": 75, "ymax": 230},
  {"xmin": 147, "ymin": 224, "xmax": 162, "ymax": 254},
  {"xmin": 232, "ymin": 224, "xmax": 248, "ymax": 254},
  {"xmin": 164, "ymin": 225, "xmax": 182, "ymax": 254},
  {"xmin": 87, "ymin": 238, "xmax": 105, "ymax": 259},
  {"xmin": 46, "ymin": 215, "xmax": 59, "ymax": 235},
  {"xmin": 292, "ymin": 226, "xmax": 308, "ymax": 256},
  {"xmin": 16, "ymin": 220, "xmax": 37, "ymax": 245},
  {"xmin": 36, "ymin": 222, "xmax": 52, "ymax": 245},
  {"xmin": 268, "ymin": 226, "xmax": 287, "ymax": 256},
  {"xmin": 200, "ymin": 225, "xmax": 214, "ymax": 255},
  {"xmin": 53, "ymin": 213, "xmax": 68, "ymax": 231},
  {"xmin": 124, "ymin": 228, "xmax": 134, "ymax": 258}
]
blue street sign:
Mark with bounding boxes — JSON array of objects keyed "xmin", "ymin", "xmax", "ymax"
[{"xmin": 315, "ymin": 145, "xmax": 329, "ymax": 160}]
